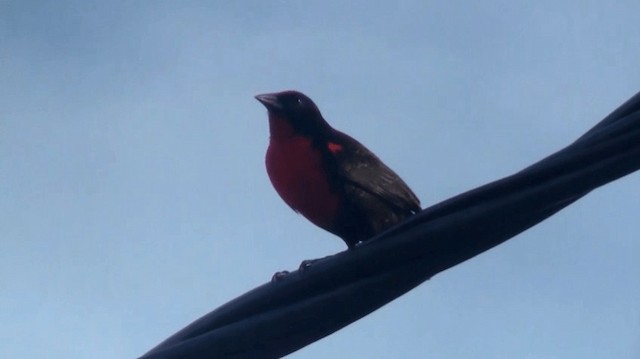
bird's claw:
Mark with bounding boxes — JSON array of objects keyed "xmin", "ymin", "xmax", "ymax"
[
  {"xmin": 298, "ymin": 259, "xmax": 320, "ymax": 272},
  {"xmin": 271, "ymin": 270, "xmax": 290, "ymax": 282}
]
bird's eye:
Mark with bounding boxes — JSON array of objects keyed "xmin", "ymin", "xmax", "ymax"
[{"xmin": 296, "ymin": 97, "xmax": 303, "ymax": 105}]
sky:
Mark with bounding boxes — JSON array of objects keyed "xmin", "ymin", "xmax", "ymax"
[{"xmin": 1, "ymin": 1, "xmax": 639, "ymax": 358}]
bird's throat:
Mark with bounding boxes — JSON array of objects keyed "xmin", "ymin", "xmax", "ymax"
[{"xmin": 268, "ymin": 114, "xmax": 296, "ymax": 140}]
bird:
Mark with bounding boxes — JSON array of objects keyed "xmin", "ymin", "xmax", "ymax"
[{"xmin": 255, "ymin": 90, "xmax": 420, "ymax": 249}]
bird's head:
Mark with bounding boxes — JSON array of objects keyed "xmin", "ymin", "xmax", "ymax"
[{"xmin": 255, "ymin": 90, "xmax": 331, "ymax": 138}]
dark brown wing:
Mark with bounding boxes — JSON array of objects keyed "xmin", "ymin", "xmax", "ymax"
[{"xmin": 329, "ymin": 131, "xmax": 421, "ymax": 216}]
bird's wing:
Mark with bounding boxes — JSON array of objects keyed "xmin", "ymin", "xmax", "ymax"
[{"xmin": 329, "ymin": 132, "xmax": 421, "ymax": 214}]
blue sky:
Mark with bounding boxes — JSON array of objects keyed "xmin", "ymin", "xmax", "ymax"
[{"xmin": 2, "ymin": 2, "xmax": 639, "ymax": 358}]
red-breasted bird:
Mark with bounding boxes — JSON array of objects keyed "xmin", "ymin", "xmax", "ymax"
[{"xmin": 255, "ymin": 90, "xmax": 420, "ymax": 249}]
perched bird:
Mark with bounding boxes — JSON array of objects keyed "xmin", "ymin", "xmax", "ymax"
[{"xmin": 256, "ymin": 90, "xmax": 420, "ymax": 249}]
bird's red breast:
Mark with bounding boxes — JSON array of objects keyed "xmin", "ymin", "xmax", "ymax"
[{"xmin": 266, "ymin": 114, "xmax": 341, "ymax": 230}]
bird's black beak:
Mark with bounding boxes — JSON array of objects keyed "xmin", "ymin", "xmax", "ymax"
[{"xmin": 255, "ymin": 93, "xmax": 283, "ymax": 111}]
